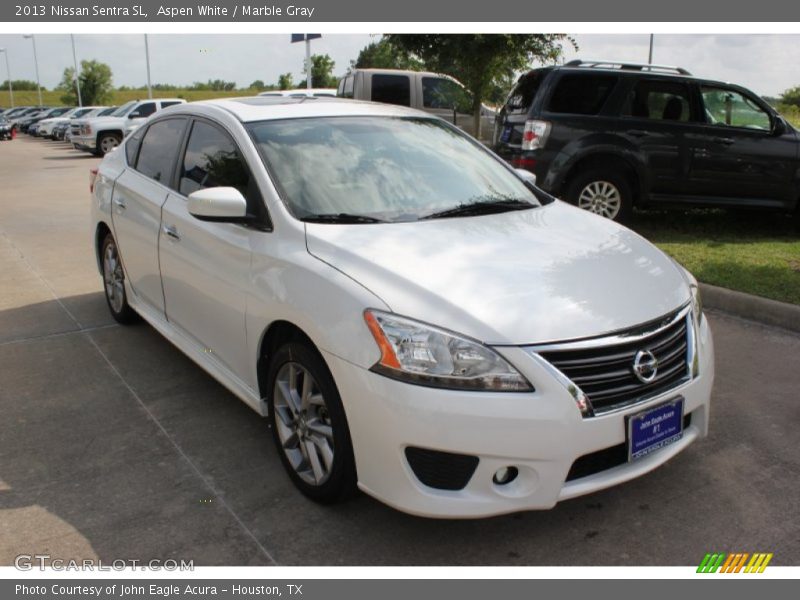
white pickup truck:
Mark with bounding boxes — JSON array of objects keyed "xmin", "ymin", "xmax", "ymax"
[
  {"xmin": 71, "ymin": 98, "xmax": 186, "ymax": 156},
  {"xmin": 337, "ymin": 69, "xmax": 496, "ymax": 143}
]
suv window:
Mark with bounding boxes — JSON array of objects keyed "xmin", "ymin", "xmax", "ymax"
[
  {"xmin": 547, "ymin": 74, "xmax": 617, "ymax": 115},
  {"xmin": 506, "ymin": 71, "xmax": 545, "ymax": 114},
  {"xmin": 422, "ymin": 77, "xmax": 472, "ymax": 113},
  {"xmin": 622, "ymin": 80, "xmax": 694, "ymax": 122},
  {"xmin": 134, "ymin": 118, "xmax": 187, "ymax": 184},
  {"xmin": 179, "ymin": 120, "xmax": 261, "ymax": 216},
  {"xmin": 371, "ymin": 74, "xmax": 411, "ymax": 107},
  {"xmin": 701, "ymin": 86, "xmax": 771, "ymax": 131},
  {"xmin": 134, "ymin": 102, "xmax": 157, "ymax": 118}
]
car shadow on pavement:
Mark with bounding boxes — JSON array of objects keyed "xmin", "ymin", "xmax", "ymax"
[{"xmin": 1, "ymin": 295, "xmax": 797, "ymax": 566}]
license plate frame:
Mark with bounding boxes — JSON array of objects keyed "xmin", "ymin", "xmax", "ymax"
[{"xmin": 626, "ymin": 397, "xmax": 684, "ymax": 462}]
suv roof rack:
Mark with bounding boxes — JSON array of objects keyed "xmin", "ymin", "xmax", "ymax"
[{"xmin": 564, "ymin": 59, "xmax": 692, "ymax": 76}]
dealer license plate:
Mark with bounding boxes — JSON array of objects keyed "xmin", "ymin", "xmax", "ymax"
[{"xmin": 627, "ymin": 398, "xmax": 684, "ymax": 461}]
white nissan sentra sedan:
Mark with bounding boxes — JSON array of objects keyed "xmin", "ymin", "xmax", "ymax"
[{"xmin": 90, "ymin": 97, "xmax": 714, "ymax": 518}]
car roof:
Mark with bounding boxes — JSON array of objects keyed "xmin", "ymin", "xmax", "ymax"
[{"xmin": 182, "ymin": 96, "xmax": 430, "ymax": 123}]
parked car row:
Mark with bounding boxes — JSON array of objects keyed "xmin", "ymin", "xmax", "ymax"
[{"xmin": 5, "ymin": 98, "xmax": 187, "ymax": 156}]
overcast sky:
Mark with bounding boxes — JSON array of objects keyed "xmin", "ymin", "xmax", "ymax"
[{"xmin": 0, "ymin": 33, "xmax": 798, "ymax": 97}]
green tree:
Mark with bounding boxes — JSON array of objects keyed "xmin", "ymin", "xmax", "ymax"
[
  {"xmin": 58, "ymin": 60, "xmax": 114, "ymax": 105},
  {"xmin": 249, "ymin": 79, "xmax": 266, "ymax": 90},
  {"xmin": 277, "ymin": 72, "xmax": 294, "ymax": 90},
  {"xmin": 299, "ymin": 54, "xmax": 337, "ymax": 88},
  {"xmin": 385, "ymin": 34, "xmax": 574, "ymax": 137},
  {"xmin": 780, "ymin": 85, "xmax": 800, "ymax": 108},
  {"xmin": 352, "ymin": 38, "xmax": 424, "ymax": 71},
  {"xmin": 1, "ymin": 79, "xmax": 42, "ymax": 91}
]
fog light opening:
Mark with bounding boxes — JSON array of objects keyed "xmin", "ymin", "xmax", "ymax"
[{"xmin": 493, "ymin": 466, "xmax": 519, "ymax": 486}]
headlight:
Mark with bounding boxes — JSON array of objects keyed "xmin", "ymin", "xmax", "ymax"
[
  {"xmin": 363, "ymin": 310, "xmax": 533, "ymax": 392},
  {"xmin": 690, "ymin": 283, "xmax": 703, "ymax": 320}
]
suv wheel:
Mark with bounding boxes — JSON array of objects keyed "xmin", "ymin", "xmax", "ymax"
[
  {"xmin": 97, "ymin": 133, "xmax": 122, "ymax": 156},
  {"xmin": 566, "ymin": 169, "xmax": 633, "ymax": 222},
  {"xmin": 266, "ymin": 341, "xmax": 357, "ymax": 504}
]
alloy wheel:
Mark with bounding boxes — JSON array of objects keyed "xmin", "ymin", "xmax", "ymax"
[
  {"xmin": 577, "ymin": 180, "xmax": 623, "ymax": 220},
  {"xmin": 102, "ymin": 242, "xmax": 125, "ymax": 313},
  {"xmin": 272, "ymin": 362, "xmax": 335, "ymax": 486}
]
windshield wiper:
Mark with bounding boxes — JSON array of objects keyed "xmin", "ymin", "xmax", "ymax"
[
  {"xmin": 421, "ymin": 198, "xmax": 535, "ymax": 220},
  {"xmin": 301, "ymin": 213, "xmax": 385, "ymax": 224}
]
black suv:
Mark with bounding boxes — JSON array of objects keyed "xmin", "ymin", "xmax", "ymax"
[{"xmin": 493, "ymin": 60, "xmax": 799, "ymax": 222}]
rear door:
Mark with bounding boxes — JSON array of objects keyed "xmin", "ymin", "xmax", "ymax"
[
  {"xmin": 110, "ymin": 117, "xmax": 187, "ymax": 317},
  {"xmin": 159, "ymin": 118, "xmax": 265, "ymax": 385},
  {"xmin": 617, "ymin": 77, "xmax": 698, "ymax": 198},
  {"xmin": 686, "ymin": 84, "xmax": 797, "ymax": 208}
]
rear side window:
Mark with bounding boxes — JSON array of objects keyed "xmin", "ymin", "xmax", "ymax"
[
  {"xmin": 134, "ymin": 118, "xmax": 187, "ymax": 184},
  {"xmin": 422, "ymin": 77, "xmax": 472, "ymax": 113},
  {"xmin": 180, "ymin": 121, "xmax": 249, "ymax": 197},
  {"xmin": 505, "ymin": 71, "xmax": 545, "ymax": 114},
  {"xmin": 546, "ymin": 74, "xmax": 617, "ymax": 115},
  {"xmin": 161, "ymin": 101, "xmax": 183, "ymax": 109},
  {"xmin": 125, "ymin": 127, "xmax": 144, "ymax": 165},
  {"xmin": 622, "ymin": 80, "xmax": 694, "ymax": 122},
  {"xmin": 371, "ymin": 74, "xmax": 411, "ymax": 107},
  {"xmin": 338, "ymin": 75, "xmax": 354, "ymax": 98}
]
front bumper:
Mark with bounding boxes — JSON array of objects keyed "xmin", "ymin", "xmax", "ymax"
[
  {"xmin": 72, "ymin": 134, "xmax": 96, "ymax": 151},
  {"xmin": 323, "ymin": 314, "xmax": 714, "ymax": 518}
]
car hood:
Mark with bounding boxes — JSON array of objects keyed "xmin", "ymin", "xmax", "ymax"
[{"xmin": 305, "ymin": 201, "xmax": 690, "ymax": 345}]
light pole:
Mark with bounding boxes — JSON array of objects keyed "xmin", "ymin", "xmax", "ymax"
[
  {"xmin": 648, "ymin": 34, "xmax": 654, "ymax": 64},
  {"xmin": 70, "ymin": 34, "xmax": 82, "ymax": 107},
  {"xmin": 144, "ymin": 34, "xmax": 152, "ymax": 99},
  {"xmin": 0, "ymin": 48, "xmax": 13, "ymax": 108},
  {"xmin": 22, "ymin": 35, "xmax": 43, "ymax": 106}
]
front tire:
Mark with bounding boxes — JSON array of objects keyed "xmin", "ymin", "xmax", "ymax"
[
  {"xmin": 96, "ymin": 133, "xmax": 122, "ymax": 157},
  {"xmin": 566, "ymin": 168, "xmax": 633, "ymax": 222},
  {"xmin": 266, "ymin": 341, "xmax": 357, "ymax": 504},
  {"xmin": 101, "ymin": 233, "xmax": 139, "ymax": 325}
]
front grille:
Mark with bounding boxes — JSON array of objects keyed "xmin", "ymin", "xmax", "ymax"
[
  {"xmin": 405, "ymin": 447, "xmax": 479, "ymax": 491},
  {"xmin": 565, "ymin": 412, "xmax": 693, "ymax": 481},
  {"xmin": 539, "ymin": 309, "xmax": 690, "ymax": 415}
]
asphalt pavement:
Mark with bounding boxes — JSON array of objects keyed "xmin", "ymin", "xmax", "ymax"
[{"xmin": 1, "ymin": 136, "xmax": 798, "ymax": 566}]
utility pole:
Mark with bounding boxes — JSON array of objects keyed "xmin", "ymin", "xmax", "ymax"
[
  {"xmin": 0, "ymin": 48, "xmax": 13, "ymax": 108},
  {"xmin": 648, "ymin": 34, "xmax": 654, "ymax": 64},
  {"xmin": 70, "ymin": 34, "xmax": 82, "ymax": 106},
  {"xmin": 305, "ymin": 37, "xmax": 312, "ymax": 90},
  {"xmin": 144, "ymin": 34, "xmax": 153, "ymax": 99},
  {"xmin": 23, "ymin": 35, "xmax": 42, "ymax": 106}
]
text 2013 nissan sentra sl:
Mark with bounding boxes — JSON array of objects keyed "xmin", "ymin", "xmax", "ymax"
[{"xmin": 90, "ymin": 97, "xmax": 714, "ymax": 518}]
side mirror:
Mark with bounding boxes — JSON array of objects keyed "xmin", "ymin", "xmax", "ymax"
[
  {"xmin": 187, "ymin": 187, "xmax": 249, "ymax": 222},
  {"xmin": 772, "ymin": 116, "xmax": 787, "ymax": 136},
  {"xmin": 128, "ymin": 111, "xmax": 141, "ymax": 119},
  {"xmin": 515, "ymin": 168, "xmax": 537, "ymax": 186}
]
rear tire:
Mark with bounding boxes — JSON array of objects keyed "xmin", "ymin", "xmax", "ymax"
[
  {"xmin": 566, "ymin": 168, "xmax": 634, "ymax": 223},
  {"xmin": 266, "ymin": 341, "xmax": 357, "ymax": 504},
  {"xmin": 100, "ymin": 233, "xmax": 139, "ymax": 325}
]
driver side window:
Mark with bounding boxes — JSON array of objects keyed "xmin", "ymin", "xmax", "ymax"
[{"xmin": 701, "ymin": 86, "xmax": 771, "ymax": 131}]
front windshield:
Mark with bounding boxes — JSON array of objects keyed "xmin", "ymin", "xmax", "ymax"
[
  {"xmin": 248, "ymin": 116, "xmax": 539, "ymax": 222},
  {"xmin": 111, "ymin": 101, "xmax": 137, "ymax": 117}
]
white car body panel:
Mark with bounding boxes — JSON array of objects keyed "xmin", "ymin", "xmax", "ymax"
[{"xmin": 90, "ymin": 97, "xmax": 715, "ymax": 518}]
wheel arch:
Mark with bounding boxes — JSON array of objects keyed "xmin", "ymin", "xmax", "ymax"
[
  {"xmin": 256, "ymin": 320, "xmax": 319, "ymax": 402},
  {"xmin": 94, "ymin": 221, "xmax": 113, "ymax": 275},
  {"xmin": 560, "ymin": 151, "xmax": 644, "ymax": 206}
]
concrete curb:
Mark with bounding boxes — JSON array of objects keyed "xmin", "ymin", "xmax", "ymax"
[{"xmin": 700, "ymin": 282, "xmax": 800, "ymax": 334}]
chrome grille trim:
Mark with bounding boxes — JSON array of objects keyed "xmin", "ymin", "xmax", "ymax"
[{"xmin": 525, "ymin": 304, "xmax": 694, "ymax": 417}]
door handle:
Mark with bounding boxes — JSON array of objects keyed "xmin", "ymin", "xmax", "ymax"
[
  {"xmin": 712, "ymin": 137, "xmax": 735, "ymax": 145},
  {"xmin": 113, "ymin": 197, "xmax": 126, "ymax": 210},
  {"xmin": 628, "ymin": 129, "xmax": 648, "ymax": 137},
  {"xmin": 163, "ymin": 224, "xmax": 180, "ymax": 241}
]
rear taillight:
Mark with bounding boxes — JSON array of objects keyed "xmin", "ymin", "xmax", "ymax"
[
  {"xmin": 89, "ymin": 168, "xmax": 99, "ymax": 194},
  {"xmin": 521, "ymin": 119, "xmax": 551, "ymax": 151},
  {"xmin": 511, "ymin": 156, "xmax": 537, "ymax": 170}
]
